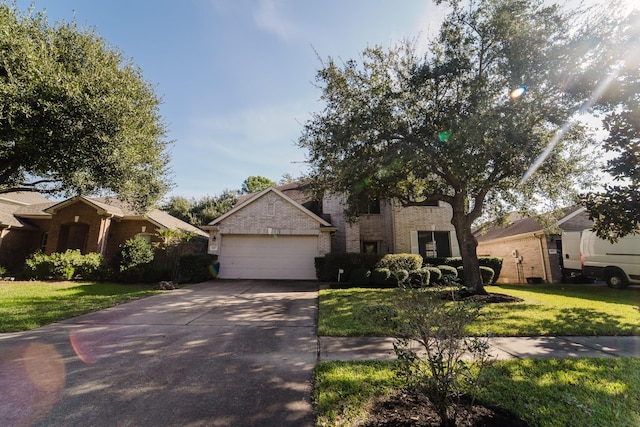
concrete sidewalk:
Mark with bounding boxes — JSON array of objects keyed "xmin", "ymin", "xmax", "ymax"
[{"xmin": 319, "ymin": 336, "xmax": 640, "ymax": 361}]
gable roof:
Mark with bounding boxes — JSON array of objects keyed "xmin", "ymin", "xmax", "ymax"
[
  {"xmin": 0, "ymin": 192, "xmax": 51, "ymax": 206},
  {"xmin": 12, "ymin": 196, "xmax": 207, "ymax": 238},
  {"xmin": 206, "ymin": 186, "xmax": 333, "ymax": 228},
  {"xmin": 0, "ymin": 192, "xmax": 52, "ymax": 229},
  {"xmin": 475, "ymin": 206, "xmax": 592, "ymax": 242}
]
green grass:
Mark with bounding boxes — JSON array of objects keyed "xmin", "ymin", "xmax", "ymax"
[
  {"xmin": 315, "ymin": 358, "xmax": 640, "ymax": 427},
  {"xmin": 319, "ymin": 284, "xmax": 640, "ymax": 337},
  {"xmin": 0, "ymin": 281, "xmax": 161, "ymax": 332}
]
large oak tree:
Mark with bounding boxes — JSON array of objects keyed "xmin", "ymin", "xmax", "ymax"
[
  {"xmin": 299, "ymin": 0, "xmax": 611, "ymax": 293},
  {"xmin": 581, "ymin": 8, "xmax": 640, "ymax": 241},
  {"xmin": 0, "ymin": 3, "xmax": 171, "ymax": 211}
]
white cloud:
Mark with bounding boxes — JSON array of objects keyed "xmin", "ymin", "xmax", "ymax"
[
  {"xmin": 172, "ymin": 98, "xmax": 317, "ymax": 194},
  {"xmin": 253, "ymin": 0, "xmax": 299, "ymax": 43}
]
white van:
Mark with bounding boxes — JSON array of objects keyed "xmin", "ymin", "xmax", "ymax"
[
  {"xmin": 560, "ymin": 231, "xmax": 583, "ymax": 279},
  {"xmin": 580, "ymin": 230, "xmax": 640, "ymax": 288}
]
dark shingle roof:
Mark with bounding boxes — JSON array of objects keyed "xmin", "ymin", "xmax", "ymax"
[{"xmin": 474, "ymin": 206, "xmax": 591, "ymax": 242}]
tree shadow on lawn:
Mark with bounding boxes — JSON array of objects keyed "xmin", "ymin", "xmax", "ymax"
[{"xmin": 478, "ymin": 358, "xmax": 640, "ymax": 427}]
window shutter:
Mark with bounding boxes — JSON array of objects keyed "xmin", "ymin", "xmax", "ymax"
[{"xmin": 410, "ymin": 230, "xmax": 419, "ymax": 254}]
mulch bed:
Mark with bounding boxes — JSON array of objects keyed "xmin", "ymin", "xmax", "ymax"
[
  {"xmin": 440, "ymin": 289, "xmax": 524, "ymax": 304},
  {"xmin": 361, "ymin": 388, "xmax": 529, "ymax": 427}
]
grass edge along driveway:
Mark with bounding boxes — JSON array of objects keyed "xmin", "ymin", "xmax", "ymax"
[
  {"xmin": 318, "ymin": 284, "xmax": 640, "ymax": 337},
  {"xmin": 0, "ymin": 281, "xmax": 161, "ymax": 333}
]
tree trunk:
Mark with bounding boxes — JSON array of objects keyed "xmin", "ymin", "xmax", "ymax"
[{"xmin": 450, "ymin": 197, "xmax": 487, "ymax": 295}]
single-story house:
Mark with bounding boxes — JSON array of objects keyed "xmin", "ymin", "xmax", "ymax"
[
  {"xmin": 0, "ymin": 192, "xmax": 208, "ymax": 271},
  {"xmin": 474, "ymin": 206, "xmax": 593, "ymax": 284},
  {"xmin": 203, "ymin": 182, "xmax": 461, "ymax": 280}
]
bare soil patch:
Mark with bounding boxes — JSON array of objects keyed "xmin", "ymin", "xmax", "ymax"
[
  {"xmin": 361, "ymin": 388, "xmax": 529, "ymax": 427},
  {"xmin": 440, "ymin": 289, "xmax": 524, "ymax": 304}
]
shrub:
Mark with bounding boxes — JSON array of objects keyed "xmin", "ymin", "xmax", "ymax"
[
  {"xmin": 480, "ymin": 257, "xmax": 502, "ymax": 283},
  {"xmin": 437, "ymin": 265, "xmax": 458, "ymax": 279},
  {"xmin": 393, "ymin": 269, "xmax": 410, "ymax": 285},
  {"xmin": 0, "ymin": 266, "xmax": 6, "ymax": 276},
  {"xmin": 24, "ymin": 250, "xmax": 83, "ymax": 280},
  {"xmin": 408, "ymin": 268, "xmax": 431, "ymax": 288},
  {"xmin": 425, "ymin": 257, "xmax": 503, "ymax": 283},
  {"xmin": 75, "ymin": 253, "xmax": 109, "ymax": 281},
  {"xmin": 178, "ymin": 254, "xmax": 218, "ymax": 283},
  {"xmin": 24, "ymin": 251, "xmax": 51, "ymax": 279},
  {"xmin": 315, "ymin": 253, "xmax": 383, "ymax": 282},
  {"xmin": 115, "ymin": 236, "xmax": 154, "ymax": 283},
  {"xmin": 424, "ymin": 266, "xmax": 442, "ymax": 284},
  {"xmin": 480, "ymin": 266, "xmax": 495, "ymax": 284},
  {"xmin": 370, "ymin": 268, "xmax": 393, "ymax": 287},
  {"xmin": 393, "ymin": 289, "xmax": 493, "ymax": 427},
  {"xmin": 350, "ymin": 267, "xmax": 371, "ymax": 286},
  {"xmin": 376, "ymin": 254, "xmax": 423, "ymax": 272}
]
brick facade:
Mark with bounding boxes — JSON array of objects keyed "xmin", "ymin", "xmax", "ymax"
[
  {"xmin": 321, "ymin": 194, "xmax": 460, "ymax": 257},
  {"xmin": 391, "ymin": 202, "xmax": 460, "ymax": 256},
  {"xmin": 477, "ymin": 233, "xmax": 563, "ymax": 284},
  {"xmin": 210, "ymin": 190, "xmax": 333, "ymax": 257}
]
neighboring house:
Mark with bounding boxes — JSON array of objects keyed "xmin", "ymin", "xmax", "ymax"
[
  {"xmin": 474, "ymin": 206, "xmax": 593, "ymax": 284},
  {"xmin": 204, "ymin": 182, "xmax": 460, "ymax": 280},
  {"xmin": 0, "ymin": 193, "xmax": 208, "ymax": 272}
]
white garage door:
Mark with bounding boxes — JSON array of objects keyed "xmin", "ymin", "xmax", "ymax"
[{"xmin": 218, "ymin": 235, "xmax": 319, "ymax": 280}]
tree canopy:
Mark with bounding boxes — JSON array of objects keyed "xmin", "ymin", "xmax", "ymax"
[
  {"xmin": 0, "ymin": 3, "xmax": 172, "ymax": 211},
  {"xmin": 161, "ymin": 190, "xmax": 238, "ymax": 226},
  {"xmin": 241, "ymin": 175, "xmax": 276, "ymax": 194},
  {"xmin": 581, "ymin": 8, "xmax": 640, "ymax": 241},
  {"xmin": 298, "ymin": 0, "xmax": 615, "ymax": 293}
]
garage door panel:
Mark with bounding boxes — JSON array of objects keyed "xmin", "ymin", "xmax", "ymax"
[{"xmin": 219, "ymin": 235, "xmax": 318, "ymax": 280}]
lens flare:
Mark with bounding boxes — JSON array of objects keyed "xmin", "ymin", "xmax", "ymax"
[
  {"xmin": 510, "ymin": 86, "xmax": 527, "ymax": 99},
  {"xmin": 208, "ymin": 262, "xmax": 220, "ymax": 278}
]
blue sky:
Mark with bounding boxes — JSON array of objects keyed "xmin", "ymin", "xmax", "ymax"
[
  {"xmin": 13, "ymin": 0, "xmax": 635, "ymax": 201},
  {"xmin": 14, "ymin": 0, "xmax": 446, "ymax": 199}
]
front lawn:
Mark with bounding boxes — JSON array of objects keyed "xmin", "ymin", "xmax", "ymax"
[
  {"xmin": 315, "ymin": 358, "xmax": 640, "ymax": 427},
  {"xmin": 0, "ymin": 281, "xmax": 161, "ymax": 332},
  {"xmin": 319, "ymin": 284, "xmax": 640, "ymax": 337}
]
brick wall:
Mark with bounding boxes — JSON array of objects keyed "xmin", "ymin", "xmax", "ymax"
[
  {"xmin": 105, "ymin": 219, "xmax": 159, "ymax": 259},
  {"xmin": 45, "ymin": 202, "xmax": 106, "ymax": 254},
  {"xmin": 358, "ymin": 200, "xmax": 395, "ymax": 253},
  {"xmin": 219, "ymin": 192, "xmax": 322, "ymax": 235},
  {"xmin": 322, "ymin": 193, "xmax": 357, "ymax": 252},
  {"xmin": 477, "ymin": 233, "xmax": 558, "ymax": 283},
  {"xmin": 392, "ymin": 203, "xmax": 460, "ymax": 256}
]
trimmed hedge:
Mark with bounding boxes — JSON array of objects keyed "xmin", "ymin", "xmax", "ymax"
[
  {"xmin": 315, "ymin": 253, "xmax": 383, "ymax": 282},
  {"xmin": 24, "ymin": 250, "xmax": 110, "ymax": 281},
  {"xmin": 408, "ymin": 267, "xmax": 431, "ymax": 287},
  {"xmin": 480, "ymin": 266, "xmax": 495, "ymax": 285},
  {"xmin": 350, "ymin": 267, "xmax": 371, "ymax": 286},
  {"xmin": 424, "ymin": 266, "xmax": 442, "ymax": 284},
  {"xmin": 437, "ymin": 265, "xmax": 458, "ymax": 279},
  {"xmin": 376, "ymin": 254, "xmax": 422, "ymax": 272},
  {"xmin": 424, "ymin": 256, "xmax": 502, "ymax": 284}
]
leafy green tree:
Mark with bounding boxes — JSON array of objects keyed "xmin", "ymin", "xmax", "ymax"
[
  {"xmin": 192, "ymin": 190, "xmax": 238, "ymax": 224},
  {"xmin": 154, "ymin": 229, "xmax": 195, "ymax": 282},
  {"xmin": 299, "ymin": 0, "xmax": 607, "ymax": 294},
  {"xmin": 161, "ymin": 190, "xmax": 238, "ymax": 226},
  {"xmin": 162, "ymin": 195, "xmax": 194, "ymax": 224},
  {"xmin": 581, "ymin": 8, "xmax": 640, "ymax": 241},
  {"xmin": 0, "ymin": 3, "xmax": 171, "ymax": 211},
  {"xmin": 241, "ymin": 176, "xmax": 276, "ymax": 194}
]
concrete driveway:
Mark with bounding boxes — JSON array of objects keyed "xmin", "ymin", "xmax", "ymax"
[{"xmin": 0, "ymin": 280, "xmax": 319, "ymax": 427}]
